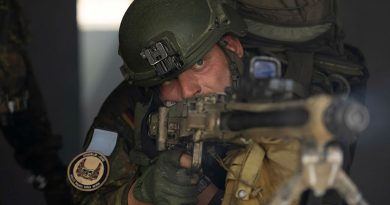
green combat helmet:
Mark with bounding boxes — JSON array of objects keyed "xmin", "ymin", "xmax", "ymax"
[{"xmin": 119, "ymin": 0, "xmax": 247, "ymax": 87}]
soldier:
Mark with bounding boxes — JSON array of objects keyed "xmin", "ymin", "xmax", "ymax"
[
  {"xmin": 0, "ymin": 0, "xmax": 73, "ymax": 204},
  {"xmin": 68, "ymin": 0, "xmax": 368, "ymax": 205}
]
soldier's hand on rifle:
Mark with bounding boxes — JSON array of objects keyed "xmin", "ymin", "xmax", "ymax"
[{"xmin": 130, "ymin": 149, "xmax": 200, "ymax": 205}]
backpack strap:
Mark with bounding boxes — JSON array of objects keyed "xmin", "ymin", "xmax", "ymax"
[
  {"xmin": 285, "ymin": 51, "xmax": 315, "ymax": 97},
  {"xmin": 130, "ymin": 88, "xmax": 161, "ymax": 166},
  {"xmin": 134, "ymin": 100, "xmax": 152, "ymax": 151}
]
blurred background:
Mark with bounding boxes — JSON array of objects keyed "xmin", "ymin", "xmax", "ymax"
[{"xmin": 0, "ymin": 0, "xmax": 389, "ymax": 204}]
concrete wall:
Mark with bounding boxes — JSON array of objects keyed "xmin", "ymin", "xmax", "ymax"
[{"xmin": 79, "ymin": 31, "xmax": 122, "ymax": 140}]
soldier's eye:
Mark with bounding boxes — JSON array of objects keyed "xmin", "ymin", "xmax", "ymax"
[{"xmin": 193, "ymin": 59, "xmax": 205, "ymax": 70}]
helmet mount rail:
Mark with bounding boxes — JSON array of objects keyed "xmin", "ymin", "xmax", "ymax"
[{"xmin": 140, "ymin": 40, "xmax": 184, "ymax": 77}]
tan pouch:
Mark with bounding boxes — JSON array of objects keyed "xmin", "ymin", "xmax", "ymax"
[
  {"xmin": 222, "ymin": 142, "xmax": 265, "ymax": 205},
  {"xmin": 222, "ymin": 138, "xmax": 301, "ymax": 205}
]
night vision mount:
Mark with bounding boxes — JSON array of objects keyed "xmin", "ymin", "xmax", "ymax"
[{"xmin": 140, "ymin": 40, "xmax": 184, "ymax": 77}]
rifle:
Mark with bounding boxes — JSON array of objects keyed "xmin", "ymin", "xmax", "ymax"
[{"xmin": 147, "ymin": 56, "xmax": 370, "ymax": 205}]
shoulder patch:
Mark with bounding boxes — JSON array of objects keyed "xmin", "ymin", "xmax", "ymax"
[
  {"xmin": 86, "ymin": 129, "xmax": 118, "ymax": 156},
  {"xmin": 67, "ymin": 151, "xmax": 110, "ymax": 192}
]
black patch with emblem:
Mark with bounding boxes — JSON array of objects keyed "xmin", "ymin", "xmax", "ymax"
[{"xmin": 67, "ymin": 151, "xmax": 110, "ymax": 192}]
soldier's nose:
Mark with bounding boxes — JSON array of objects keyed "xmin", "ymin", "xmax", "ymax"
[{"xmin": 177, "ymin": 71, "xmax": 201, "ymax": 99}]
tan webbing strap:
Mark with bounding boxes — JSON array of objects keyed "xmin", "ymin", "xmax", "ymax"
[{"xmin": 133, "ymin": 100, "xmax": 152, "ymax": 151}]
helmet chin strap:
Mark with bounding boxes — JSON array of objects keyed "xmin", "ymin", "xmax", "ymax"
[{"xmin": 217, "ymin": 39, "xmax": 244, "ymax": 89}]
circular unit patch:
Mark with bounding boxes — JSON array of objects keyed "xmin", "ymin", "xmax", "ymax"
[{"xmin": 67, "ymin": 151, "xmax": 110, "ymax": 192}]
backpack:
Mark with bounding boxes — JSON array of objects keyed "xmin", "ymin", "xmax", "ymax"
[
  {"xmin": 226, "ymin": 0, "xmax": 368, "ymax": 102},
  {"xmin": 229, "ymin": 0, "xmax": 339, "ymax": 43}
]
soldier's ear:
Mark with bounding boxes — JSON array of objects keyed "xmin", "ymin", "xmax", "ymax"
[{"xmin": 223, "ymin": 35, "xmax": 244, "ymax": 58}]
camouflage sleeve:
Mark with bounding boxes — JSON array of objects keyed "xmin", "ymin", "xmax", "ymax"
[
  {"xmin": 0, "ymin": 0, "xmax": 72, "ymax": 203},
  {"xmin": 71, "ymin": 81, "xmax": 142, "ymax": 205},
  {"xmin": 0, "ymin": 50, "xmax": 72, "ymax": 203}
]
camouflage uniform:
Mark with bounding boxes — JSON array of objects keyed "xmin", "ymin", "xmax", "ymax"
[
  {"xmin": 72, "ymin": 48, "xmax": 368, "ymax": 204},
  {"xmin": 0, "ymin": 0, "xmax": 72, "ymax": 204},
  {"xmin": 71, "ymin": 82, "xmax": 142, "ymax": 204}
]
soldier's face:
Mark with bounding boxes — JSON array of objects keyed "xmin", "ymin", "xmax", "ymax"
[{"xmin": 160, "ymin": 36, "xmax": 243, "ymax": 102}]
